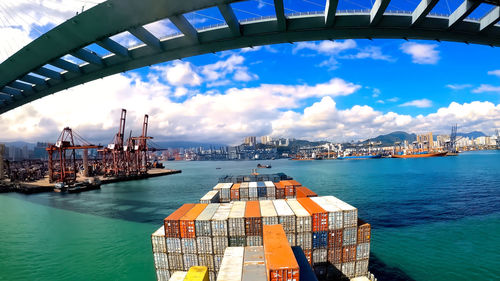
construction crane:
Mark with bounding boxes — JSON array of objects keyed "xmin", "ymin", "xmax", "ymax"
[
  {"xmin": 46, "ymin": 127, "xmax": 101, "ymax": 184},
  {"xmin": 446, "ymin": 124, "xmax": 458, "ymax": 153},
  {"xmin": 131, "ymin": 114, "xmax": 153, "ymax": 174},
  {"xmin": 99, "ymin": 109, "xmax": 128, "ymax": 177}
]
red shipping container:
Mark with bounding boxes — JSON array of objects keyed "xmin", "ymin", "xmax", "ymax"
[
  {"xmin": 327, "ymin": 247, "xmax": 342, "ymax": 264},
  {"xmin": 275, "ymin": 182, "xmax": 285, "ymax": 199},
  {"xmin": 342, "ymin": 245, "xmax": 357, "ymax": 262},
  {"xmin": 164, "ymin": 204, "xmax": 195, "ymax": 238},
  {"xmin": 296, "ymin": 187, "xmax": 317, "ymax": 198},
  {"xmin": 230, "ymin": 183, "xmax": 241, "ymax": 201},
  {"xmin": 263, "ymin": 225, "xmax": 300, "ymax": 281},
  {"xmin": 179, "ymin": 204, "xmax": 208, "ymax": 238},
  {"xmin": 281, "ymin": 180, "xmax": 299, "ymax": 197},
  {"xmin": 327, "ymin": 229, "xmax": 343, "ymax": 249},
  {"xmin": 297, "ymin": 197, "xmax": 328, "ymax": 232},
  {"xmin": 245, "ymin": 201, "xmax": 262, "ymax": 236},
  {"xmin": 357, "ymin": 218, "xmax": 371, "ymax": 243}
]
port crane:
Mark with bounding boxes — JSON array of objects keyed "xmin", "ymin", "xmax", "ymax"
[{"xmin": 46, "ymin": 127, "xmax": 101, "ymax": 184}]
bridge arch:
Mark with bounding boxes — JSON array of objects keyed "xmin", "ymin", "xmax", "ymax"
[{"xmin": 0, "ymin": 0, "xmax": 499, "ymax": 114}]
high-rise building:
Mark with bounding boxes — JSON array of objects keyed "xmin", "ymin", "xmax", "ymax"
[
  {"xmin": 244, "ymin": 136, "xmax": 256, "ymax": 146},
  {"xmin": 261, "ymin": 136, "xmax": 272, "ymax": 145},
  {"xmin": 416, "ymin": 132, "xmax": 433, "ymax": 150}
]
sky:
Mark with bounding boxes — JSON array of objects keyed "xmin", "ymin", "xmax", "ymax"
[{"xmin": 0, "ymin": 0, "xmax": 499, "ymax": 145}]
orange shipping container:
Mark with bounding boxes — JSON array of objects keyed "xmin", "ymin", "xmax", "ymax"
[
  {"xmin": 180, "ymin": 204, "xmax": 208, "ymax": 238},
  {"xmin": 275, "ymin": 182, "xmax": 285, "ymax": 199},
  {"xmin": 297, "ymin": 197, "xmax": 328, "ymax": 232},
  {"xmin": 245, "ymin": 201, "xmax": 262, "ymax": 236},
  {"xmin": 342, "ymin": 245, "xmax": 357, "ymax": 262},
  {"xmin": 164, "ymin": 203, "xmax": 196, "ymax": 238},
  {"xmin": 357, "ymin": 218, "xmax": 371, "ymax": 243},
  {"xmin": 230, "ymin": 183, "xmax": 241, "ymax": 201},
  {"xmin": 263, "ymin": 225, "xmax": 300, "ymax": 281},
  {"xmin": 295, "ymin": 187, "xmax": 317, "ymax": 198},
  {"xmin": 281, "ymin": 180, "xmax": 300, "ymax": 197}
]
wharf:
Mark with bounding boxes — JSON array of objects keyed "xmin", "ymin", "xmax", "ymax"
[{"xmin": 0, "ymin": 168, "xmax": 181, "ymax": 194}]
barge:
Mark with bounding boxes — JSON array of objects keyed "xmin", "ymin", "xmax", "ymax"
[{"xmin": 151, "ymin": 173, "xmax": 376, "ymax": 281}]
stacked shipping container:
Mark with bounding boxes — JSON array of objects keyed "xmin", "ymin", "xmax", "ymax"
[{"xmin": 153, "ymin": 176, "xmax": 372, "ymax": 281}]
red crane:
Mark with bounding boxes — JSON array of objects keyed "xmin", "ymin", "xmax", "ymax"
[{"xmin": 46, "ymin": 127, "xmax": 100, "ymax": 184}]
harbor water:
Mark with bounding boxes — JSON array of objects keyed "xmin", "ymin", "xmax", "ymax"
[{"xmin": 0, "ymin": 150, "xmax": 499, "ymax": 281}]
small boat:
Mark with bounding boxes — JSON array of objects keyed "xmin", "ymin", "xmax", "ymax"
[
  {"xmin": 257, "ymin": 164, "xmax": 272, "ymax": 168},
  {"xmin": 392, "ymin": 152, "xmax": 448, "ymax": 158}
]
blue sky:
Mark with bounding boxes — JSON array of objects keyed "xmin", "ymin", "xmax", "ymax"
[{"xmin": 0, "ymin": 0, "xmax": 499, "ymax": 144}]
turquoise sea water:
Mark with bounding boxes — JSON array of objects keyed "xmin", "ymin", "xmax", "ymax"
[{"xmin": 0, "ymin": 150, "xmax": 499, "ymax": 281}]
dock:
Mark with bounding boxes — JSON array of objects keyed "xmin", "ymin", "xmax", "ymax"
[{"xmin": 0, "ymin": 168, "xmax": 181, "ymax": 194}]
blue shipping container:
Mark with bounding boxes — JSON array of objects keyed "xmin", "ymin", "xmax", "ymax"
[
  {"xmin": 257, "ymin": 187, "xmax": 267, "ymax": 197},
  {"xmin": 312, "ymin": 231, "xmax": 328, "ymax": 248}
]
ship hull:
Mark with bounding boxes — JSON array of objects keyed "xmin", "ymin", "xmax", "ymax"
[
  {"xmin": 392, "ymin": 152, "xmax": 448, "ymax": 158},
  {"xmin": 337, "ymin": 155, "xmax": 382, "ymax": 160}
]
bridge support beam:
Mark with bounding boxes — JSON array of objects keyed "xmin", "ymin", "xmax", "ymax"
[
  {"xmin": 412, "ymin": 0, "xmax": 439, "ymax": 26},
  {"xmin": 97, "ymin": 38, "xmax": 130, "ymax": 58},
  {"xmin": 218, "ymin": 4, "xmax": 241, "ymax": 36},
  {"xmin": 33, "ymin": 67, "xmax": 63, "ymax": 81},
  {"xmin": 448, "ymin": 0, "xmax": 480, "ymax": 29},
  {"xmin": 72, "ymin": 49, "xmax": 104, "ymax": 66},
  {"xmin": 169, "ymin": 15, "xmax": 199, "ymax": 43},
  {"xmin": 50, "ymin": 58, "xmax": 81, "ymax": 73},
  {"xmin": 370, "ymin": 0, "xmax": 391, "ymax": 26},
  {"xmin": 129, "ymin": 27, "xmax": 162, "ymax": 51},
  {"xmin": 274, "ymin": 0, "xmax": 286, "ymax": 31},
  {"xmin": 324, "ymin": 0, "xmax": 339, "ymax": 26},
  {"xmin": 480, "ymin": 6, "xmax": 500, "ymax": 31}
]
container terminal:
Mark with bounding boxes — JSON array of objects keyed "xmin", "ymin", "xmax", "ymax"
[
  {"xmin": 151, "ymin": 173, "xmax": 376, "ymax": 281},
  {"xmin": 0, "ymin": 109, "xmax": 180, "ymax": 194}
]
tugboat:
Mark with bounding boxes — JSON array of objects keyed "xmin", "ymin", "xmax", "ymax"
[{"xmin": 257, "ymin": 163, "xmax": 272, "ymax": 168}]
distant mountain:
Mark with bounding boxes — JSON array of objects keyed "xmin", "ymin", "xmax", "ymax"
[
  {"xmin": 457, "ymin": 131, "xmax": 486, "ymax": 139},
  {"xmin": 360, "ymin": 131, "xmax": 417, "ymax": 146},
  {"xmin": 0, "ymin": 141, "xmax": 37, "ymax": 149}
]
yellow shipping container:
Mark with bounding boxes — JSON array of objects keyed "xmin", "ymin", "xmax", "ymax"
[{"xmin": 184, "ymin": 266, "xmax": 209, "ymax": 281}]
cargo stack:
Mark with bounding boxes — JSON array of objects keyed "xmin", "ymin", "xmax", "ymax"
[
  {"xmin": 228, "ymin": 201, "xmax": 246, "ymax": 247},
  {"xmin": 245, "ymin": 201, "xmax": 262, "ymax": 246},
  {"xmin": 153, "ymin": 174, "xmax": 373, "ymax": 281},
  {"xmin": 287, "ymin": 199, "xmax": 313, "ymax": 264},
  {"xmin": 242, "ymin": 246, "xmax": 267, "ymax": 281},
  {"xmin": 200, "ymin": 190, "xmax": 220, "ymax": 204},
  {"xmin": 264, "ymin": 181, "xmax": 276, "ymax": 199},
  {"xmin": 216, "ymin": 247, "xmax": 244, "ymax": 281}
]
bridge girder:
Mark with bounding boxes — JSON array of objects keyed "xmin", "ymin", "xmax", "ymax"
[{"xmin": 0, "ymin": 0, "xmax": 499, "ymax": 114}]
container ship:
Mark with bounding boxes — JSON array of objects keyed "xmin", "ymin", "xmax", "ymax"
[
  {"xmin": 391, "ymin": 151, "xmax": 448, "ymax": 158},
  {"xmin": 151, "ymin": 173, "xmax": 376, "ymax": 281}
]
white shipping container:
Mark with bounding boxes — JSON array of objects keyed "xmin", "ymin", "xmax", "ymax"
[
  {"xmin": 324, "ymin": 196, "xmax": 358, "ymax": 227},
  {"xmin": 217, "ymin": 247, "xmax": 244, "ymax": 281},
  {"xmin": 264, "ymin": 181, "xmax": 275, "ymax": 188},
  {"xmin": 246, "ymin": 235, "xmax": 263, "ymax": 246},
  {"xmin": 239, "ymin": 183, "xmax": 249, "ymax": 200},
  {"xmin": 169, "ymin": 271, "xmax": 187, "ymax": 281},
  {"xmin": 356, "ymin": 243, "xmax": 370, "ymax": 260},
  {"xmin": 181, "ymin": 238, "xmax": 197, "ymax": 254},
  {"xmin": 152, "ymin": 226, "xmax": 167, "ymax": 253},
  {"xmin": 200, "ymin": 190, "xmax": 220, "ymax": 204},
  {"xmin": 220, "ymin": 183, "xmax": 233, "ymax": 202},
  {"xmin": 213, "ymin": 183, "xmax": 225, "ymax": 190},
  {"xmin": 196, "ymin": 204, "xmax": 220, "ymax": 237},
  {"xmin": 228, "ymin": 202, "xmax": 246, "ymax": 237},
  {"xmin": 156, "ymin": 269, "xmax": 170, "ymax": 281},
  {"xmin": 296, "ymin": 232, "xmax": 312, "ymax": 250},
  {"xmin": 259, "ymin": 200, "xmax": 279, "ymax": 225},
  {"xmin": 154, "ymin": 252, "xmax": 169, "ymax": 269},
  {"xmin": 286, "ymin": 232, "xmax": 296, "ymax": 246},
  {"xmin": 266, "ymin": 187, "xmax": 276, "ymax": 199},
  {"xmin": 167, "ymin": 253, "xmax": 183, "ymax": 270},
  {"xmin": 248, "ymin": 197, "xmax": 258, "ymax": 201},
  {"xmin": 212, "ymin": 236, "xmax": 229, "ymax": 255},
  {"xmin": 343, "ymin": 227, "xmax": 357, "ymax": 246},
  {"xmin": 197, "ymin": 236, "xmax": 213, "ymax": 254},
  {"xmin": 249, "ymin": 182, "xmax": 258, "ymax": 188},
  {"xmin": 355, "ymin": 259, "xmax": 369, "ymax": 277},
  {"xmin": 211, "ymin": 203, "xmax": 232, "ymax": 236},
  {"xmin": 313, "ymin": 249, "xmax": 328, "ymax": 264},
  {"xmin": 183, "ymin": 254, "xmax": 199, "ymax": 270},
  {"xmin": 342, "ymin": 261, "xmax": 356, "ymax": 278},
  {"xmin": 198, "ymin": 254, "xmax": 215, "ymax": 271},
  {"xmin": 166, "ymin": 238, "xmax": 182, "ymax": 253},
  {"xmin": 273, "ymin": 199, "xmax": 296, "ymax": 233},
  {"xmin": 311, "ymin": 197, "xmax": 343, "ymax": 230},
  {"xmin": 287, "ymin": 199, "xmax": 312, "ymax": 232},
  {"xmin": 214, "ymin": 254, "xmax": 224, "ymax": 272},
  {"xmin": 249, "ymin": 186, "xmax": 258, "ymax": 198}
]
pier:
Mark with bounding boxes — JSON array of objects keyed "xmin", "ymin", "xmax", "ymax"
[{"xmin": 0, "ymin": 168, "xmax": 181, "ymax": 194}]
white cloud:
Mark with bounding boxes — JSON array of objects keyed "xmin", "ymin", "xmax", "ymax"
[
  {"xmin": 487, "ymin": 70, "xmax": 500, "ymax": 78},
  {"xmin": 341, "ymin": 46, "xmax": 394, "ymax": 61},
  {"xmin": 201, "ymin": 54, "xmax": 258, "ymax": 84},
  {"xmin": 399, "ymin": 99, "xmax": 433, "ymax": 108},
  {"xmin": 472, "ymin": 84, "xmax": 500, "ymax": 93},
  {"xmin": 446, "ymin": 84, "xmax": 473, "ymax": 90},
  {"xmin": 152, "ymin": 61, "xmax": 202, "ymax": 86},
  {"xmin": 387, "ymin": 97, "xmax": 400, "ymax": 102},
  {"xmin": 293, "ymin": 40, "xmax": 357, "ymax": 55},
  {"xmin": 400, "ymin": 42, "xmax": 440, "ymax": 64},
  {"xmin": 372, "ymin": 88, "xmax": 381, "ymax": 97}
]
